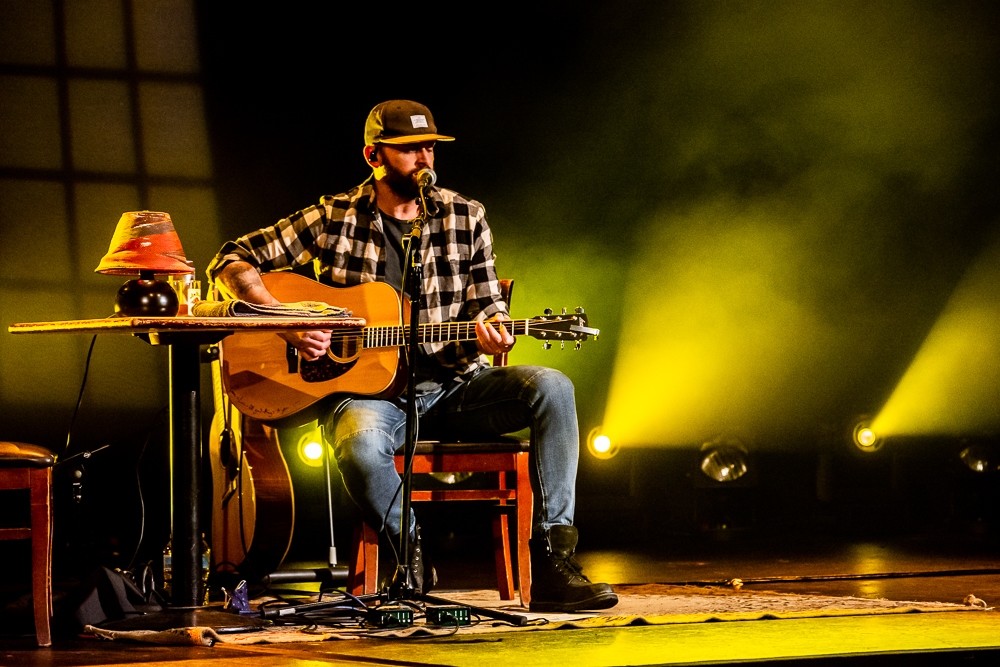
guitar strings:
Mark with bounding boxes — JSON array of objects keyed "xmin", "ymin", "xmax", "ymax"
[{"xmin": 315, "ymin": 318, "xmax": 575, "ymax": 345}]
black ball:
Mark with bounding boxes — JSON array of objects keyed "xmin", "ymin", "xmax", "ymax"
[{"xmin": 114, "ymin": 278, "xmax": 180, "ymax": 317}]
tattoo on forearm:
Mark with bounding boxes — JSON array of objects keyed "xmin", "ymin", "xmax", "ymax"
[
  {"xmin": 219, "ymin": 263, "xmax": 266, "ymax": 302},
  {"xmin": 229, "ymin": 271, "xmax": 260, "ymax": 300}
]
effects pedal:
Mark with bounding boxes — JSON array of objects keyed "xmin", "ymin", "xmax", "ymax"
[
  {"xmin": 426, "ymin": 604, "xmax": 471, "ymax": 626},
  {"xmin": 367, "ymin": 605, "xmax": 413, "ymax": 628}
]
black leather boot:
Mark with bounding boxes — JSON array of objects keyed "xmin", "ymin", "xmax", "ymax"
[{"xmin": 529, "ymin": 525, "xmax": 618, "ymax": 612}]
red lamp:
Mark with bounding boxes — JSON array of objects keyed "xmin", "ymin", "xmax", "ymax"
[{"xmin": 95, "ymin": 211, "xmax": 194, "ymax": 317}]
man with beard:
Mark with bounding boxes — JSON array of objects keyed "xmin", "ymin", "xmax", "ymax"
[{"xmin": 206, "ymin": 100, "xmax": 617, "ymax": 613}]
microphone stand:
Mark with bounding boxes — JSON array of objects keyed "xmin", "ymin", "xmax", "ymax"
[
  {"xmin": 389, "ymin": 181, "xmax": 427, "ymax": 599},
  {"xmin": 384, "ymin": 177, "xmax": 527, "ymax": 626}
]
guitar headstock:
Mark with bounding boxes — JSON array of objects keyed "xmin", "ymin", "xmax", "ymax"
[{"xmin": 529, "ymin": 307, "xmax": 600, "ymax": 350}]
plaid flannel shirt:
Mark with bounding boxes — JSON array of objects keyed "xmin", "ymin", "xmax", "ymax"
[{"xmin": 206, "ymin": 180, "xmax": 508, "ymax": 379}]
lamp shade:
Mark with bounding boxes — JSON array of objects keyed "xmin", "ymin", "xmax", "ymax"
[{"xmin": 95, "ymin": 211, "xmax": 194, "ymax": 276}]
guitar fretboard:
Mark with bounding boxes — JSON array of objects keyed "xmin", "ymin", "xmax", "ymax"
[{"xmin": 365, "ymin": 320, "xmax": 531, "ymax": 349}]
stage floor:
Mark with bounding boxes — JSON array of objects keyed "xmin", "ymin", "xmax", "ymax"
[{"xmin": 3, "ymin": 533, "xmax": 1000, "ymax": 665}]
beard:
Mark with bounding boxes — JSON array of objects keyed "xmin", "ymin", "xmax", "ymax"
[{"xmin": 382, "ymin": 162, "xmax": 420, "ymax": 199}]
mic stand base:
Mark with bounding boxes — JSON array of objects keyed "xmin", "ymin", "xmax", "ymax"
[
  {"xmin": 252, "ymin": 589, "xmax": 529, "ymax": 627},
  {"xmin": 386, "ymin": 568, "xmax": 528, "ymax": 627}
]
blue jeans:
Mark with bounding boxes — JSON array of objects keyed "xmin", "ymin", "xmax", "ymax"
[{"xmin": 323, "ymin": 365, "xmax": 579, "ymax": 538}]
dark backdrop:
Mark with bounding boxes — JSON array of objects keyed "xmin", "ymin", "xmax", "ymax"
[{"xmin": 192, "ymin": 1, "xmax": 1000, "ymax": 557}]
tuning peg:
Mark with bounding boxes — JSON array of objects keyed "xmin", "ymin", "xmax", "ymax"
[
  {"xmin": 575, "ymin": 341, "xmax": 582, "ymax": 350},
  {"xmin": 543, "ymin": 341, "xmax": 551, "ymax": 350},
  {"xmin": 560, "ymin": 341, "xmax": 565, "ymax": 350},
  {"xmin": 544, "ymin": 308, "xmax": 553, "ymax": 316},
  {"xmin": 575, "ymin": 306, "xmax": 585, "ymax": 314},
  {"xmin": 561, "ymin": 307, "xmax": 567, "ymax": 315}
]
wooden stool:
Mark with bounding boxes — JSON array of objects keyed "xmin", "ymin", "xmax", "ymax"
[
  {"xmin": 348, "ymin": 438, "xmax": 533, "ymax": 606},
  {"xmin": 0, "ymin": 441, "xmax": 55, "ymax": 647}
]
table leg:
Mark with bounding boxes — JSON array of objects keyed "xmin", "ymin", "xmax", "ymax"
[
  {"xmin": 170, "ymin": 342, "xmax": 201, "ymax": 608},
  {"xmin": 101, "ymin": 339, "xmax": 267, "ymax": 632}
]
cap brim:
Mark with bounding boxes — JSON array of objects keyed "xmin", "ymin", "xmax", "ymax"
[{"xmin": 377, "ymin": 133, "xmax": 455, "ymax": 145}]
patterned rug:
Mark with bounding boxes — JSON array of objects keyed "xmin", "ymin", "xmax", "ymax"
[{"xmin": 84, "ymin": 584, "xmax": 989, "ymax": 646}]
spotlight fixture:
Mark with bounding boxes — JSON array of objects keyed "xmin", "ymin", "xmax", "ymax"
[
  {"xmin": 296, "ymin": 429, "xmax": 326, "ymax": 468},
  {"xmin": 959, "ymin": 442, "xmax": 999, "ymax": 473},
  {"xmin": 699, "ymin": 436, "xmax": 749, "ymax": 483},
  {"xmin": 852, "ymin": 421, "xmax": 883, "ymax": 452},
  {"xmin": 587, "ymin": 427, "xmax": 618, "ymax": 459},
  {"xmin": 303, "ymin": 441, "xmax": 324, "ymax": 461}
]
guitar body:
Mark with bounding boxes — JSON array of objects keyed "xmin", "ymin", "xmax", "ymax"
[
  {"xmin": 219, "ymin": 274, "xmax": 404, "ymax": 421},
  {"xmin": 209, "ymin": 362, "xmax": 294, "ymax": 576}
]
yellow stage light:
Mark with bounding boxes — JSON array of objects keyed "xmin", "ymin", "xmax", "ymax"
[
  {"xmin": 296, "ymin": 429, "xmax": 326, "ymax": 468},
  {"xmin": 853, "ymin": 422, "xmax": 882, "ymax": 452},
  {"xmin": 587, "ymin": 427, "xmax": 618, "ymax": 459},
  {"xmin": 303, "ymin": 441, "xmax": 323, "ymax": 461},
  {"xmin": 869, "ymin": 238, "xmax": 1000, "ymax": 439}
]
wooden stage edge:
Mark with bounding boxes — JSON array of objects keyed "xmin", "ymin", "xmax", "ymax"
[{"xmin": 3, "ymin": 608, "xmax": 1000, "ymax": 666}]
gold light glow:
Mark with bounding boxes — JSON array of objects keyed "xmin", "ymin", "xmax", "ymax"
[
  {"xmin": 303, "ymin": 441, "xmax": 323, "ymax": 461},
  {"xmin": 872, "ymin": 240, "xmax": 1000, "ymax": 438},
  {"xmin": 853, "ymin": 423, "xmax": 881, "ymax": 451},
  {"xmin": 601, "ymin": 204, "xmax": 838, "ymax": 448},
  {"xmin": 587, "ymin": 428, "xmax": 618, "ymax": 459},
  {"xmin": 296, "ymin": 428, "xmax": 326, "ymax": 468}
]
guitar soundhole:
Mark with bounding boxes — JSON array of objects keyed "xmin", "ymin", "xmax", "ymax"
[{"xmin": 300, "ymin": 357, "xmax": 358, "ymax": 383}]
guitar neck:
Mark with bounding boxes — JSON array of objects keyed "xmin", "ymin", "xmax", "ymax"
[{"xmin": 365, "ymin": 320, "xmax": 531, "ymax": 349}]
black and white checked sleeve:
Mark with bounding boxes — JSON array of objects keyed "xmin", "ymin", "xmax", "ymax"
[{"xmin": 206, "ymin": 205, "xmax": 329, "ymax": 282}]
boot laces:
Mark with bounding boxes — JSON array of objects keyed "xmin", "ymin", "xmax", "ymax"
[
  {"xmin": 568, "ymin": 555, "xmax": 589, "ymax": 579},
  {"xmin": 552, "ymin": 552, "xmax": 592, "ymax": 584}
]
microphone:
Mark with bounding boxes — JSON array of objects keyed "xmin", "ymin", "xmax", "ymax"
[{"xmin": 415, "ymin": 168, "xmax": 436, "ymax": 190}]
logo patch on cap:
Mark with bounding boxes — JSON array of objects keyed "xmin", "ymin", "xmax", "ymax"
[{"xmin": 410, "ymin": 114, "xmax": 429, "ymax": 129}]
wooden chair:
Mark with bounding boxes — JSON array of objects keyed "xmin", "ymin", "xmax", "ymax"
[
  {"xmin": 0, "ymin": 441, "xmax": 55, "ymax": 647},
  {"xmin": 347, "ymin": 279, "xmax": 535, "ymax": 607}
]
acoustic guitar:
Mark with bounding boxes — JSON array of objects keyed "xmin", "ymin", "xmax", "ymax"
[
  {"xmin": 218, "ymin": 272, "xmax": 599, "ymax": 421},
  {"xmin": 208, "ymin": 357, "xmax": 294, "ymax": 577}
]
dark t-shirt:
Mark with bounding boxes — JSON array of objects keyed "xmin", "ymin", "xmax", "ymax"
[
  {"xmin": 379, "ymin": 209, "xmax": 455, "ymax": 399},
  {"xmin": 379, "ymin": 210, "xmax": 411, "ymax": 296}
]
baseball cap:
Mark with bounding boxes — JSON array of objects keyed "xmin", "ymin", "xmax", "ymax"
[{"xmin": 364, "ymin": 100, "xmax": 455, "ymax": 145}]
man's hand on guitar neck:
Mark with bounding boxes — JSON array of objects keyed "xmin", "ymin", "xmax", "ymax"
[
  {"xmin": 476, "ymin": 313, "xmax": 515, "ymax": 356},
  {"xmin": 217, "ymin": 261, "xmax": 333, "ymax": 361}
]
